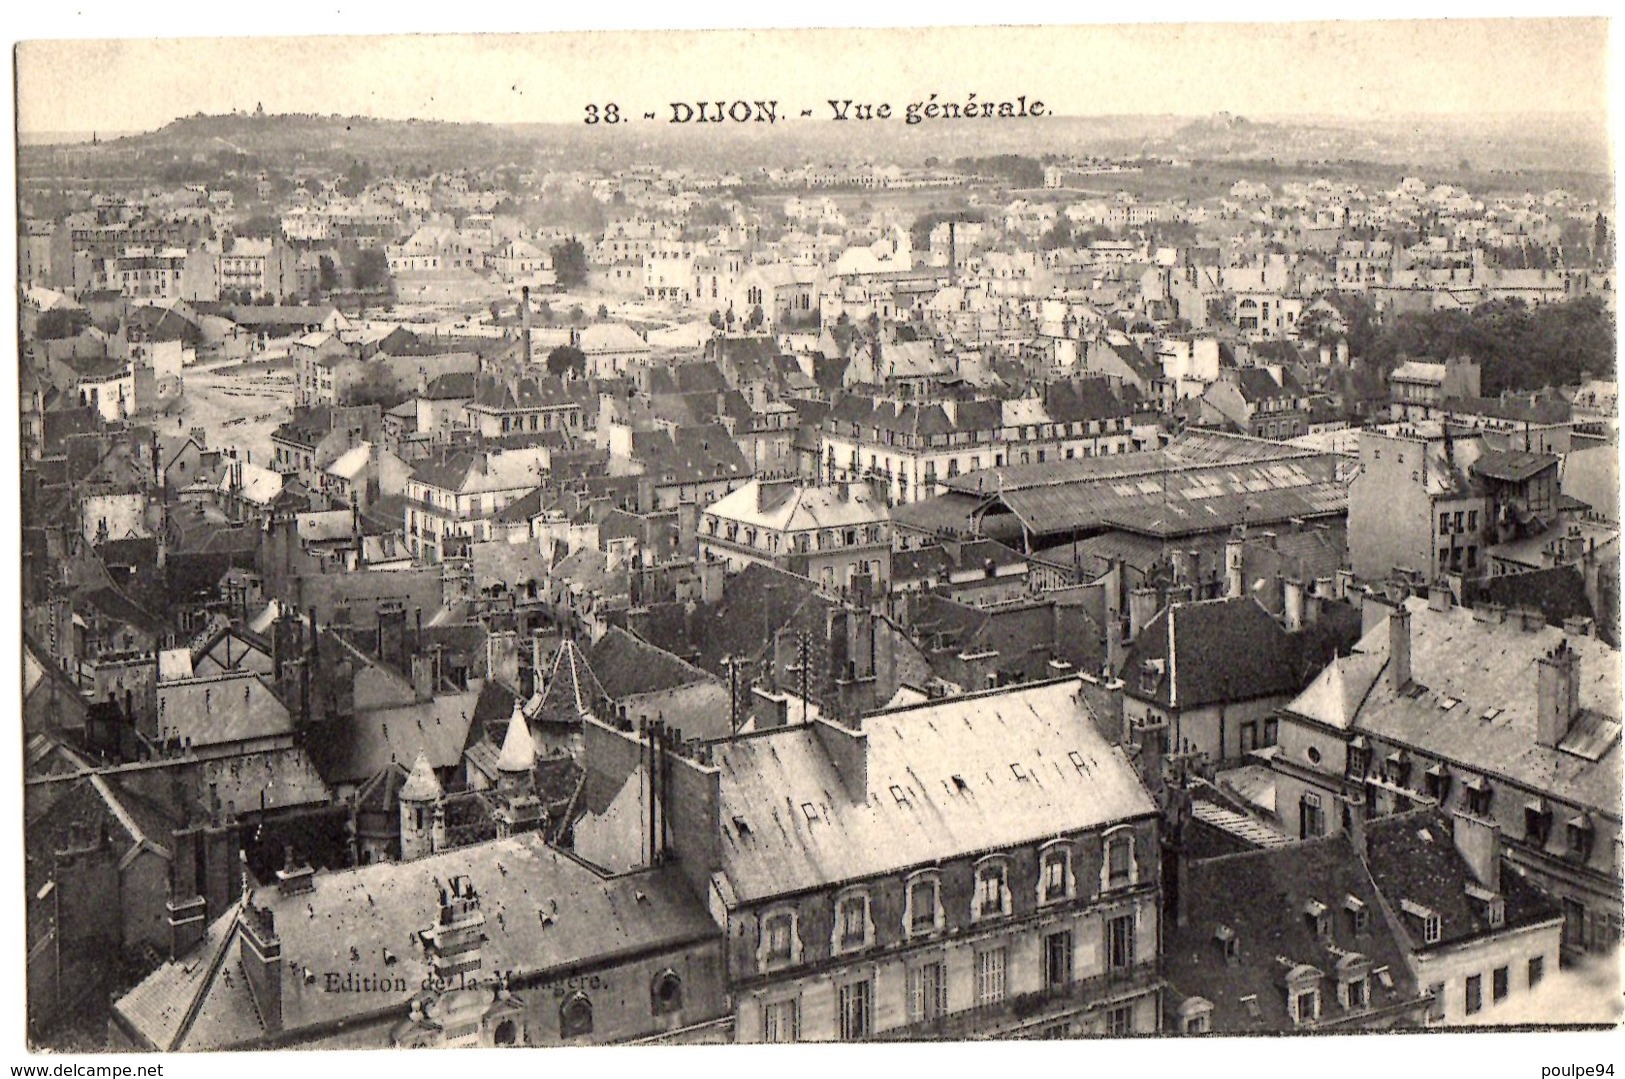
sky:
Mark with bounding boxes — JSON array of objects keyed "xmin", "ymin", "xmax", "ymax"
[{"xmin": 12, "ymin": 12, "xmax": 1613, "ymax": 136}]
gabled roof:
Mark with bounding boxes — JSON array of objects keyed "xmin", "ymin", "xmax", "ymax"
[
  {"xmin": 588, "ymin": 625, "xmax": 715, "ymax": 700},
  {"xmin": 1124, "ymin": 596, "xmax": 1316, "ymax": 710},
  {"xmin": 1362, "ymin": 808, "xmax": 1561, "ymax": 950},
  {"xmin": 1162, "ymin": 833, "xmax": 1423, "ymax": 1033},
  {"xmin": 715, "ymin": 680, "xmax": 1155, "ymax": 902}
]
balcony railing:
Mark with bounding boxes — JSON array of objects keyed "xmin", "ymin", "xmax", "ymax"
[{"xmin": 873, "ymin": 959, "xmax": 1162, "ymax": 1041}]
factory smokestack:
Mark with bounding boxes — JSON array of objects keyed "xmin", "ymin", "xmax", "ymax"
[{"xmin": 521, "ymin": 285, "xmax": 532, "ymax": 366}]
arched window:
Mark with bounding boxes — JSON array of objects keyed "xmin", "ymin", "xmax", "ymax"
[
  {"xmin": 651, "ymin": 969, "xmax": 683, "ymax": 1015},
  {"xmin": 559, "ymin": 993, "xmax": 593, "ymax": 1039}
]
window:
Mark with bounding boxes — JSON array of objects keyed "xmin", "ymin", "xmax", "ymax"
[
  {"xmin": 1104, "ymin": 829, "xmax": 1135, "ymax": 891},
  {"xmin": 1106, "ymin": 1004, "xmax": 1134, "ymax": 1036},
  {"xmin": 833, "ymin": 892, "xmax": 871, "ymax": 953},
  {"xmin": 1424, "ymin": 912, "xmax": 1442, "ymax": 944},
  {"xmin": 1300, "ymin": 792, "xmax": 1326, "ymax": 839},
  {"xmin": 1293, "ymin": 989, "xmax": 1320, "ymax": 1025},
  {"xmin": 837, "ymin": 979, "xmax": 873, "ymax": 1040},
  {"xmin": 1040, "ymin": 845, "xmax": 1073, "ymax": 903},
  {"xmin": 1345, "ymin": 976, "xmax": 1368, "ymax": 1010},
  {"xmin": 1528, "ymin": 956, "xmax": 1545, "ymax": 988},
  {"xmin": 762, "ymin": 998, "xmax": 799, "ymax": 1043},
  {"xmin": 1044, "ymin": 930, "xmax": 1074, "ymax": 988},
  {"xmin": 1106, "ymin": 914, "xmax": 1136, "ymax": 971},
  {"xmin": 1525, "ymin": 801, "xmax": 1552, "ymax": 844},
  {"xmin": 907, "ymin": 961, "xmax": 948, "ymax": 1023},
  {"xmin": 1493, "ymin": 966, "xmax": 1509, "ymax": 1004},
  {"xmin": 761, "ymin": 910, "xmax": 796, "ymax": 968},
  {"xmin": 651, "ymin": 970, "xmax": 683, "ymax": 1015},
  {"xmin": 1183, "ymin": 1009, "xmax": 1211, "ymax": 1035},
  {"xmin": 974, "ymin": 859, "xmax": 1010, "ymax": 919},
  {"xmin": 1345, "ymin": 896, "xmax": 1369, "ymax": 935},
  {"xmin": 906, "ymin": 873, "xmax": 942, "ymax": 936},
  {"xmin": 559, "ymin": 993, "xmax": 593, "ymax": 1039},
  {"xmin": 975, "ymin": 946, "xmax": 1007, "ymax": 1007},
  {"xmin": 1465, "ymin": 974, "xmax": 1483, "ymax": 1016}
]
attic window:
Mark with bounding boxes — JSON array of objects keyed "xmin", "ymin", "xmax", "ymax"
[
  {"xmin": 1240, "ymin": 994, "xmax": 1262, "ymax": 1021},
  {"xmin": 1440, "ymin": 697, "xmax": 1460, "ymax": 710},
  {"xmin": 1214, "ymin": 924, "xmax": 1238, "ymax": 962},
  {"xmin": 1067, "ymin": 750, "xmax": 1086, "ymax": 771},
  {"xmin": 1374, "ymin": 966, "xmax": 1394, "ymax": 991},
  {"xmin": 889, "ymin": 784, "xmax": 909, "ymax": 806},
  {"xmin": 1480, "ymin": 707, "xmax": 1503, "ymax": 722},
  {"xmin": 1344, "ymin": 895, "xmax": 1369, "ymax": 934},
  {"xmin": 952, "ymin": 775, "xmax": 970, "ymax": 792},
  {"xmin": 732, "ymin": 815, "xmax": 752, "ymax": 838},
  {"xmin": 1010, "ymin": 763, "xmax": 1028, "ymax": 781},
  {"xmin": 800, "ymin": 802, "xmax": 819, "ymax": 823},
  {"xmin": 1304, "ymin": 899, "xmax": 1330, "ymax": 940}
]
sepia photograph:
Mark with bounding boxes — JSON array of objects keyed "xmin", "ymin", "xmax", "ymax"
[{"xmin": 7, "ymin": 9, "xmax": 1620, "ymax": 1061}]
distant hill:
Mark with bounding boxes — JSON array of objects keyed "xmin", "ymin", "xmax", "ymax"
[{"xmin": 33, "ymin": 108, "xmax": 1612, "ymax": 184}]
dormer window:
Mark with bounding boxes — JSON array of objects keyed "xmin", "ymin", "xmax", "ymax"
[
  {"xmin": 1344, "ymin": 895, "xmax": 1369, "ymax": 935},
  {"xmin": 1103, "ymin": 827, "xmax": 1136, "ymax": 892},
  {"xmin": 1304, "ymin": 898, "xmax": 1330, "ymax": 941},
  {"xmin": 1039, "ymin": 843, "xmax": 1075, "ymax": 904},
  {"xmin": 1568, "ymin": 813, "xmax": 1596, "ymax": 862},
  {"xmin": 1402, "ymin": 899, "xmax": 1442, "ymax": 944},
  {"xmin": 973, "ymin": 858, "xmax": 1011, "ymax": 920},
  {"xmin": 832, "ymin": 891, "xmax": 873, "ymax": 954},
  {"xmin": 1525, "ymin": 798, "xmax": 1552, "ymax": 844},
  {"xmin": 1464, "ymin": 776, "xmax": 1493, "ymax": 816},
  {"xmin": 1215, "ymin": 924, "xmax": 1238, "ymax": 963},
  {"xmin": 1424, "ymin": 763, "xmax": 1450, "ymax": 802},
  {"xmin": 759, "ymin": 908, "xmax": 800, "ymax": 970},
  {"xmin": 1291, "ymin": 986, "xmax": 1321, "ymax": 1026},
  {"xmin": 905, "ymin": 871, "xmax": 944, "ymax": 937}
]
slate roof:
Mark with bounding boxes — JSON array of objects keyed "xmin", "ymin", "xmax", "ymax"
[
  {"xmin": 160, "ymin": 674, "xmax": 294, "ymax": 749},
  {"xmin": 1471, "ymin": 449, "xmax": 1559, "ymax": 484},
  {"xmin": 714, "ymin": 679, "xmax": 1156, "ymax": 902},
  {"xmin": 588, "ymin": 625, "xmax": 715, "ymax": 699},
  {"xmin": 1362, "ymin": 809, "xmax": 1562, "ymax": 951},
  {"xmin": 114, "ymin": 834, "xmax": 717, "ymax": 1050},
  {"xmin": 892, "ymin": 538, "xmax": 1027, "ymax": 584},
  {"xmin": 534, "ymin": 639, "xmax": 606, "ymax": 727},
  {"xmin": 1465, "ymin": 565, "xmax": 1595, "ymax": 629},
  {"xmin": 1162, "ymin": 833, "xmax": 1424, "ymax": 1033},
  {"xmin": 1299, "ymin": 597, "xmax": 1621, "ymax": 815},
  {"xmin": 1123, "ymin": 596, "xmax": 1327, "ymax": 709}
]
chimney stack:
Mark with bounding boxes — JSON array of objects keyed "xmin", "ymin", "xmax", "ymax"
[
  {"xmin": 1452, "ymin": 810, "xmax": 1502, "ymax": 893},
  {"xmin": 521, "ymin": 285, "xmax": 532, "ymax": 366},
  {"xmin": 1536, "ymin": 639, "xmax": 1580, "ymax": 749},
  {"xmin": 239, "ymin": 900, "xmax": 283, "ymax": 1034},
  {"xmin": 1388, "ymin": 604, "xmax": 1412, "ymax": 691}
]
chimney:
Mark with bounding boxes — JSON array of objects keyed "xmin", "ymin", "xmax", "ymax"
[
  {"xmin": 1128, "ymin": 587, "xmax": 1159, "ymax": 641},
  {"xmin": 1283, "ymin": 578, "xmax": 1304, "ymax": 632},
  {"xmin": 1428, "ymin": 585, "xmax": 1451, "ymax": 613},
  {"xmin": 1388, "ymin": 604, "xmax": 1412, "ymax": 691},
  {"xmin": 165, "ymin": 826, "xmax": 207, "ymax": 959},
  {"xmin": 411, "ymin": 654, "xmax": 436, "ymax": 703},
  {"xmin": 1536, "ymin": 640, "xmax": 1580, "ymax": 749},
  {"xmin": 1224, "ymin": 529, "xmax": 1244, "ymax": 598},
  {"xmin": 239, "ymin": 899, "xmax": 283, "ymax": 1035},
  {"xmin": 520, "ymin": 286, "xmax": 532, "ymax": 366},
  {"xmin": 1452, "ymin": 810, "xmax": 1502, "ymax": 893}
]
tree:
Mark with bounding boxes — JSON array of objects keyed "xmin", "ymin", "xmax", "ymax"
[
  {"xmin": 1039, "ymin": 219, "xmax": 1073, "ymax": 251},
  {"xmin": 747, "ymin": 305, "xmax": 765, "ymax": 331},
  {"xmin": 567, "ymin": 304, "xmax": 585, "ymax": 325},
  {"xmin": 537, "ymin": 300, "xmax": 554, "ymax": 325},
  {"xmin": 551, "ymin": 238, "xmax": 589, "ymax": 289},
  {"xmin": 708, "ymin": 310, "xmax": 724, "ymax": 330},
  {"xmin": 350, "ymin": 248, "xmax": 391, "ymax": 293},
  {"xmin": 546, "ymin": 344, "xmax": 586, "ymax": 379},
  {"xmin": 34, "ymin": 307, "xmax": 90, "ymax": 340},
  {"xmin": 489, "ymin": 300, "xmax": 503, "ymax": 324},
  {"xmin": 597, "ymin": 303, "xmax": 609, "ymax": 321},
  {"xmin": 318, "ymin": 255, "xmax": 340, "ymax": 293}
]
